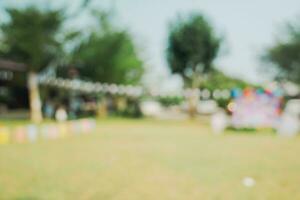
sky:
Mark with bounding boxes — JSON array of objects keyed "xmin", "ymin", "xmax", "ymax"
[{"xmin": 1, "ymin": 0, "xmax": 300, "ymax": 90}]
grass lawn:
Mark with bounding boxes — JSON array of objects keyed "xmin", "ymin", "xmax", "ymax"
[{"xmin": 0, "ymin": 119, "xmax": 299, "ymax": 200}]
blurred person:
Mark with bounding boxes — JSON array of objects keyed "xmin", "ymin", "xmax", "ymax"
[
  {"xmin": 277, "ymin": 100, "xmax": 300, "ymax": 136},
  {"xmin": 211, "ymin": 109, "xmax": 229, "ymax": 134},
  {"xmin": 69, "ymin": 97, "xmax": 82, "ymax": 119},
  {"xmin": 55, "ymin": 105, "xmax": 68, "ymax": 122},
  {"xmin": 44, "ymin": 100, "xmax": 55, "ymax": 119}
]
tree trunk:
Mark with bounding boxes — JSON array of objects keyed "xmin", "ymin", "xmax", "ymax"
[
  {"xmin": 187, "ymin": 73, "xmax": 200, "ymax": 119},
  {"xmin": 28, "ymin": 71, "xmax": 43, "ymax": 123},
  {"xmin": 97, "ymin": 97, "xmax": 108, "ymax": 118},
  {"xmin": 187, "ymin": 90, "xmax": 199, "ymax": 119},
  {"xmin": 116, "ymin": 96, "xmax": 127, "ymax": 114}
]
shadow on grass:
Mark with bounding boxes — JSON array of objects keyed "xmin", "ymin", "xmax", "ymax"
[{"xmin": 225, "ymin": 126, "xmax": 276, "ymax": 135}]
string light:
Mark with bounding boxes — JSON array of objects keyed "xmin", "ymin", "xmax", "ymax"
[
  {"xmin": 201, "ymin": 89, "xmax": 211, "ymax": 99},
  {"xmin": 38, "ymin": 76, "xmax": 232, "ymax": 99}
]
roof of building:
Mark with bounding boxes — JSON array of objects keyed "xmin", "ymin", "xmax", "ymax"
[{"xmin": 0, "ymin": 59, "xmax": 27, "ymax": 72}]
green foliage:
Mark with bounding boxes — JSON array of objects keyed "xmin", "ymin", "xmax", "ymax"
[
  {"xmin": 121, "ymin": 98, "xmax": 143, "ymax": 118},
  {"xmin": 167, "ymin": 13, "xmax": 222, "ymax": 87},
  {"xmin": 201, "ymin": 69, "xmax": 249, "ymax": 90},
  {"xmin": 200, "ymin": 69, "xmax": 251, "ymax": 110},
  {"xmin": 72, "ymin": 13, "xmax": 143, "ymax": 85},
  {"xmin": 0, "ymin": 7, "xmax": 64, "ymax": 72},
  {"xmin": 157, "ymin": 96, "xmax": 184, "ymax": 107},
  {"xmin": 264, "ymin": 22, "xmax": 300, "ymax": 85},
  {"xmin": 215, "ymin": 98, "xmax": 230, "ymax": 111}
]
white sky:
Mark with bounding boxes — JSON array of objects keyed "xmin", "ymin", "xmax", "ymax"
[{"xmin": 1, "ymin": 0, "xmax": 300, "ymax": 90}]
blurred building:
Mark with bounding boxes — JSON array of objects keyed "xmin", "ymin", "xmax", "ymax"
[{"xmin": 0, "ymin": 59, "xmax": 28, "ymax": 112}]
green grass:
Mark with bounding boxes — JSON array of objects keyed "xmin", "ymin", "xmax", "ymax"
[{"xmin": 0, "ymin": 119, "xmax": 300, "ymax": 200}]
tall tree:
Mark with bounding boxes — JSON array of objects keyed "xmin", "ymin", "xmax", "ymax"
[
  {"xmin": 0, "ymin": 7, "xmax": 64, "ymax": 122},
  {"xmin": 263, "ymin": 23, "xmax": 300, "ymax": 85},
  {"xmin": 72, "ymin": 13, "xmax": 143, "ymax": 85},
  {"xmin": 167, "ymin": 13, "xmax": 221, "ymax": 117}
]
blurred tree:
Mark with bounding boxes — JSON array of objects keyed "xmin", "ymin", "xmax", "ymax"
[
  {"xmin": 264, "ymin": 23, "xmax": 300, "ymax": 85},
  {"xmin": 72, "ymin": 12, "xmax": 143, "ymax": 85},
  {"xmin": 166, "ymin": 13, "xmax": 222, "ymax": 117},
  {"xmin": 167, "ymin": 13, "xmax": 221, "ymax": 87},
  {"xmin": 68, "ymin": 12, "xmax": 143, "ymax": 118},
  {"xmin": 0, "ymin": 7, "xmax": 64, "ymax": 122}
]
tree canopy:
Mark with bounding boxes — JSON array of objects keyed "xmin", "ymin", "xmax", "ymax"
[
  {"xmin": 167, "ymin": 13, "xmax": 222, "ymax": 88},
  {"xmin": 0, "ymin": 7, "xmax": 64, "ymax": 72},
  {"xmin": 264, "ymin": 23, "xmax": 300, "ymax": 85},
  {"xmin": 71, "ymin": 13, "xmax": 143, "ymax": 85}
]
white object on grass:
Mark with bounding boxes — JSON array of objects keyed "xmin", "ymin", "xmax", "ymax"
[
  {"xmin": 211, "ymin": 110, "xmax": 229, "ymax": 134},
  {"xmin": 242, "ymin": 177, "xmax": 256, "ymax": 187}
]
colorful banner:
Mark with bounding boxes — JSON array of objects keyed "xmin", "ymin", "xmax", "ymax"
[
  {"xmin": 27, "ymin": 125, "xmax": 38, "ymax": 142},
  {"xmin": 0, "ymin": 119, "xmax": 97, "ymax": 145},
  {"xmin": 230, "ymin": 88, "xmax": 283, "ymax": 128},
  {"xmin": 0, "ymin": 127, "xmax": 10, "ymax": 144},
  {"xmin": 14, "ymin": 126, "xmax": 27, "ymax": 143}
]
